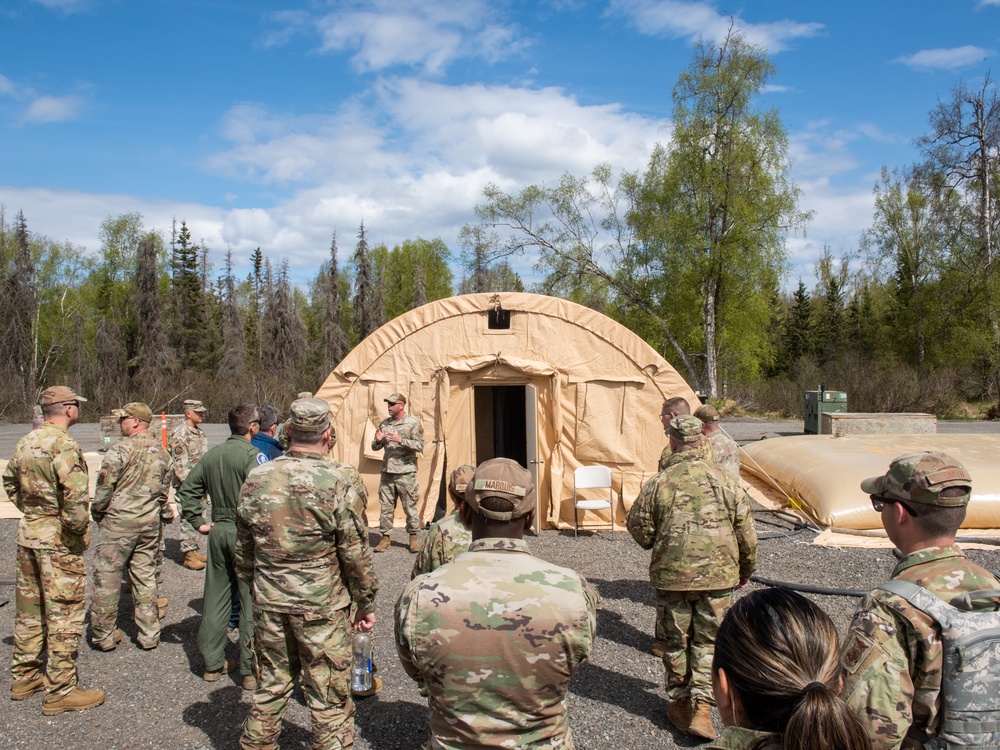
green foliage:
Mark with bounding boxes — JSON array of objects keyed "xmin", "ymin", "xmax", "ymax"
[{"xmin": 376, "ymin": 237, "xmax": 453, "ymax": 320}]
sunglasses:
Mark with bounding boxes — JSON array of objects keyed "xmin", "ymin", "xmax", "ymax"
[{"xmin": 870, "ymin": 494, "xmax": 918, "ymax": 517}]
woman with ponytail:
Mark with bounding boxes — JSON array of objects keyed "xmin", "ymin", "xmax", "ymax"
[{"xmin": 709, "ymin": 589, "xmax": 872, "ymax": 750}]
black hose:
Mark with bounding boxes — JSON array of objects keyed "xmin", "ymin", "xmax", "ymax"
[
  {"xmin": 751, "ymin": 575, "xmax": 869, "ymax": 598},
  {"xmin": 757, "ymin": 527, "xmax": 809, "ymax": 541}
]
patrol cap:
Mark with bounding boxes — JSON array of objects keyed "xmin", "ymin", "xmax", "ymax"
[
  {"xmin": 384, "ymin": 392, "xmax": 406, "ymax": 405},
  {"xmin": 695, "ymin": 404, "xmax": 720, "ymax": 423},
  {"xmin": 448, "ymin": 464, "xmax": 477, "ymax": 502},
  {"xmin": 115, "ymin": 402, "xmax": 153, "ymax": 423},
  {"xmin": 296, "ymin": 391, "xmax": 313, "ymax": 399},
  {"xmin": 466, "ymin": 458, "xmax": 535, "ymax": 521},
  {"xmin": 861, "ymin": 451, "xmax": 972, "ymax": 507},
  {"xmin": 669, "ymin": 415, "xmax": 704, "ymax": 444},
  {"xmin": 183, "ymin": 399, "xmax": 207, "ymax": 413},
  {"xmin": 287, "ymin": 398, "xmax": 331, "ymax": 433},
  {"xmin": 38, "ymin": 386, "xmax": 87, "ymax": 406}
]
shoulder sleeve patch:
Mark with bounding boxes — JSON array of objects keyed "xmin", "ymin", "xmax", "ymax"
[
  {"xmin": 841, "ymin": 630, "xmax": 876, "ymax": 674},
  {"xmin": 256, "ymin": 453, "xmax": 269, "ymax": 465}
]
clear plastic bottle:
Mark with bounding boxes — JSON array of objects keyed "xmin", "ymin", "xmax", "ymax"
[{"xmin": 351, "ymin": 631, "xmax": 373, "ymax": 692}]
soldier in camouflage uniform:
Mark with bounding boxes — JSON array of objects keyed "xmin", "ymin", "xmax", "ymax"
[
  {"xmin": 167, "ymin": 399, "xmax": 209, "ymax": 571},
  {"xmin": 627, "ymin": 415, "xmax": 757, "ymax": 741},
  {"xmin": 371, "ymin": 392, "xmax": 424, "ymax": 553},
  {"xmin": 841, "ymin": 452, "xmax": 1000, "ymax": 750},
  {"xmin": 236, "ymin": 398, "xmax": 378, "ymax": 750},
  {"xmin": 658, "ymin": 396, "xmax": 714, "ymax": 472},
  {"xmin": 3, "ymin": 386, "xmax": 105, "ymax": 715},
  {"xmin": 89, "ymin": 402, "xmax": 173, "ymax": 651},
  {"xmin": 695, "ymin": 404, "xmax": 741, "ymax": 481},
  {"xmin": 396, "ymin": 458, "xmax": 598, "ymax": 749},
  {"xmin": 410, "ymin": 464, "xmax": 476, "ymax": 579}
]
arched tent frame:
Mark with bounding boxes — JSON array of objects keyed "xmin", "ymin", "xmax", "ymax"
[{"xmin": 316, "ymin": 293, "xmax": 698, "ymax": 532}]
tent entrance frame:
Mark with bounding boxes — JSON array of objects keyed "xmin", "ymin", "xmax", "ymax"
[{"xmin": 472, "ymin": 382, "xmax": 542, "ymax": 534}]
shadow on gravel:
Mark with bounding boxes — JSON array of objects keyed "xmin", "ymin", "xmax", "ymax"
[
  {"xmin": 571, "ymin": 662, "xmax": 659, "ymax": 719},
  {"xmin": 588, "ymin": 577, "xmax": 654, "ymax": 605},
  {"xmin": 182, "ymin": 684, "xmax": 250, "ymax": 749},
  {"xmin": 161, "ymin": 614, "xmax": 208, "ymax": 675},
  {"xmin": 595, "ymin": 608, "xmax": 654, "ymax": 652},
  {"xmin": 355, "ymin": 698, "xmax": 428, "ymax": 750}
]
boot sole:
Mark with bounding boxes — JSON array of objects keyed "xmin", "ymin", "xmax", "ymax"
[{"xmin": 41, "ymin": 697, "xmax": 106, "ymax": 715}]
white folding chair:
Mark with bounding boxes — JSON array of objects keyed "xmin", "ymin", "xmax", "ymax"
[{"xmin": 573, "ymin": 465, "xmax": 614, "ymax": 539}]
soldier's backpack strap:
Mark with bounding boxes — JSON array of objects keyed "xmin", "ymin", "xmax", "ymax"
[{"xmin": 878, "ymin": 579, "xmax": 1000, "ymax": 750}]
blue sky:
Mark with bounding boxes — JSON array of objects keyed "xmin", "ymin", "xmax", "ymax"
[{"xmin": 2, "ymin": 0, "xmax": 999, "ymax": 290}]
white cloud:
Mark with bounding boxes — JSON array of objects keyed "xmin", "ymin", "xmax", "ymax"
[
  {"xmin": 22, "ymin": 95, "xmax": 84, "ymax": 123},
  {"xmin": 978, "ymin": 0, "xmax": 1000, "ymax": 7},
  {"xmin": 608, "ymin": 0, "xmax": 823, "ymax": 53},
  {"xmin": 893, "ymin": 45, "xmax": 994, "ymax": 71},
  {"xmin": 267, "ymin": 0, "xmax": 528, "ymax": 74}
]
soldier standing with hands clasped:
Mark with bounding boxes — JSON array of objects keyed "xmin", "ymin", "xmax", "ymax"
[
  {"xmin": 237, "ymin": 397, "xmax": 378, "ymax": 750},
  {"xmin": 371, "ymin": 392, "xmax": 424, "ymax": 553},
  {"xmin": 4, "ymin": 386, "xmax": 105, "ymax": 715}
]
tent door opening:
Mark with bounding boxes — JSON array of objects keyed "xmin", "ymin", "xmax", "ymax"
[{"xmin": 473, "ymin": 383, "xmax": 541, "ymax": 533}]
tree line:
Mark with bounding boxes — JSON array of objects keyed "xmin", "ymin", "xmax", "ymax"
[{"xmin": 2, "ymin": 28, "xmax": 998, "ymax": 422}]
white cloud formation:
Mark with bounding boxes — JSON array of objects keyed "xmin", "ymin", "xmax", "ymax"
[
  {"xmin": 22, "ymin": 95, "xmax": 84, "ymax": 123},
  {"xmin": 608, "ymin": 0, "xmax": 823, "ymax": 53},
  {"xmin": 267, "ymin": 0, "xmax": 528, "ymax": 74},
  {"xmin": 893, "ymin": 45, "xmax": 995, "ymax": 71}
]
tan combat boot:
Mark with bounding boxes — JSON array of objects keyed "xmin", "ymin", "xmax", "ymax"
[
  {"xmin": 666, "ymin": 697, "xmax": 692, "ymax": 733},
  {"xmin": 93, "ymin": 629, "xmax": 122, "ymax": 652},
  {"xmin": 183, "ymin": 550, "xmax": 206, "ymax": 570},
  {"xmin": 157, "ymin": 596, "xmax": 168, "ymax": 619},
  {"xmin": 651, "ymin": 641, "xmax": 667, "ymax": 659},
  {"xmin": 688, "ymin": 700, "xmax": 717, "ymax": 740},
  {"xmin": 374, "ymin": 535, "xmax": 391, "ymax": 553},
  {"xmin": 192, "ymin": 551, "xmax": 208, "ymax": 563},
  {"xmin": 408, "ymin": 532, "xmax": 420, "ymax": 553},
  {"xmin": 10, "ymin": 675, "xmax": 45, "ymax": 700},
  {"xmin": 41, "ymin": 688, "xmax": 106, "ymax": 715}
]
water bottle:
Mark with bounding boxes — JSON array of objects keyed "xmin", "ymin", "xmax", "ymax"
[{"xmin": 351, "ymin": 631, "xmax": 373, "ymax": 692}]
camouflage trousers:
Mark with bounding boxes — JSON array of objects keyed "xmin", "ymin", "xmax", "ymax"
[
  {"xmin": 378, "ymin": 471, "xmax": 419, "ymax": 534},
  {"xmin": 91, "ymin": 524, "xmax": 161, "ymax": 649},
  {"xmin": 11, "ymin": 545, "xmax": 87, "ymax": 699},
  {"xmin": 241, "ymin": 607, "xmax": 355, "ymax": 750},
  {"xmin": 655, "ymin": 588, "xmax": 732, "ymax": 704}
]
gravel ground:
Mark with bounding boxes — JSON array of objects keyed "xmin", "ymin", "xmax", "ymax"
[{"xmin": 1, "ymin": 420, "xmax": 999, "ymax": 749}]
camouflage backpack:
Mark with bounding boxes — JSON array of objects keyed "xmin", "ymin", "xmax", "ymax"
[{"xmin": 880, "ymin": 579, "xmax": 1000, "ymax": 750}]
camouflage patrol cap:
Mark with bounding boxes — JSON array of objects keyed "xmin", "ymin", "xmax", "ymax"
[
  {"xmin": 669, "ymin": 415, "xmax": 704, "ymax": 443},
  {"xmin": 183, "ymin": 399, "xmax": 207, "ymax": 413},
  {"xmin": 695, "ymin": 404, "xmax": 720, "ymax": 423},
  {"xmin": 448, "ymin": 464, "xmax": 477, "ymax": 503},
  {"xmin": 384, "ymin": 392, "xmax": 407, "ymax": 405},
  {"xmin": 115, "ymin": 402, "xmax": 153, "ymax": 423},
  {"xmin": 467, "ymin": 458, "xmax": 535, "ymax": 520},
  {"xmin": 38, "ymin": 385, "xmax": 87, "ymax": 406},
  {"xmin": 861, "ymin": 451, "xmax": 972, "ymax": 507},
  {"xmin": 287, "ymin": 397, "xmax": 331, "ymax": 433},
  {"xmin": 296, "ymin": 392, "xmax": 313, "ymax": 399}
]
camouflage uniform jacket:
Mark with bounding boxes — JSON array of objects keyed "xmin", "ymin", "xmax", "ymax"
[
  {"xmin": 371, "ymin": 414, "xmax": 424, "ymax": 474},
  {"xmin": 2, "ymin": 422, "xmax": 90, "ymax": 553},
  {"xmin": 628, "ymin": 446, "xmax": 757, "ymax": 591},
  {"xmin": 708, "ymin": 727, "xmax": 780, "ymax": 750},
  {"xmin": 92, "ymin": 431, "xmax": 172, "ymax": 533},
  {"xmin": 236, "ymin": 451, "xmax": 378, "ymax": 617},
  {"xmin": 658, "ymin": 437, "xmax": 714, "ymax": 473},
  {"xmin": 705, "ymin": 430, "xmax": 741, "ymax": 480},
  {"xmin": 327, "ymin": 455, "xmax": 369, "ymax": 521},
  {"xmin": 840, "ymin": 544, "xmax": 1000, "ymax": 750},
  {"xmin": 168, "ymin": 421, "xmax": 207, "ymax": 488},
  {"xmin": 396, "ymin": 538, "xmax": 599, "ymax": 750},
  {"xmin": 177, "ymin": 435, "xmax": 265, "ymax": 527},
  {"xmin": 410, "ymin": 511, "xmax": 472, "ymax": 579}
]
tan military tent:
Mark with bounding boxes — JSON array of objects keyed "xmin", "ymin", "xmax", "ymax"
[{"xmin": 316, "ymin": 292, "xmax": 698, "ymax": 531}]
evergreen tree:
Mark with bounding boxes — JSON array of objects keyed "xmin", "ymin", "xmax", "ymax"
[
  {"xmin": 2, "ymin": 210, "xmax": 38, "ymax": 412},
  {"xmin": 170, "ymin": 220, "xmax": 208, "ymax": 370},
  {"xmin": 266, "ymin": 260, "xmax": 308, "ymax": 380},
  {"xmin": 321, "ymin": 232, "xmax": 350, "ymax": 371},
  {"xmin": 782, "ymin": 279, "xmax": 814, "ymax": 366},
  {"xmin": 135, "ymin": 232, "xmax": 171, "ymax": 392},
  {"xmin": 218, "ymin": 248, "xmax": 247, "ymax": 377},
  {"xmin": 352, "ymin": 222, "xmax": 379, "ymax": 340}
]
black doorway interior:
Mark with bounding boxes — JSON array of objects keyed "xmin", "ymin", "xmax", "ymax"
[{"xmin": 474, "ymin": 385, "xmax": 527, "ymax": 466}]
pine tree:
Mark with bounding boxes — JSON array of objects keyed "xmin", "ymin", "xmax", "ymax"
[
  {"xmin": 266, "ymin": 260, "xmax": 307, "ymax": 379},
  {"xmin": 170, "ymin": 220, "xmax": 208, "ymax": 369},
  {"xmin": 3, "ymin": 210, "xmax": 38, "ymax": 413},
  {"xmin": 353, "ymin": 222, "xmax": 378, "ymax": 340},
  {"xmin": 782, "ymin": 280, "xmax": 813, "ymax": 365},
  {"xmin": 322, "ymin": 232, "xmax": 350, "ymax": 371},
  {"xmin": 218, "ymin": 249, "xmax": 247, "ymax": 377},
  {"xmin": 135, "ymin": 233, "xmax": 171, "ymax": 391}
]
